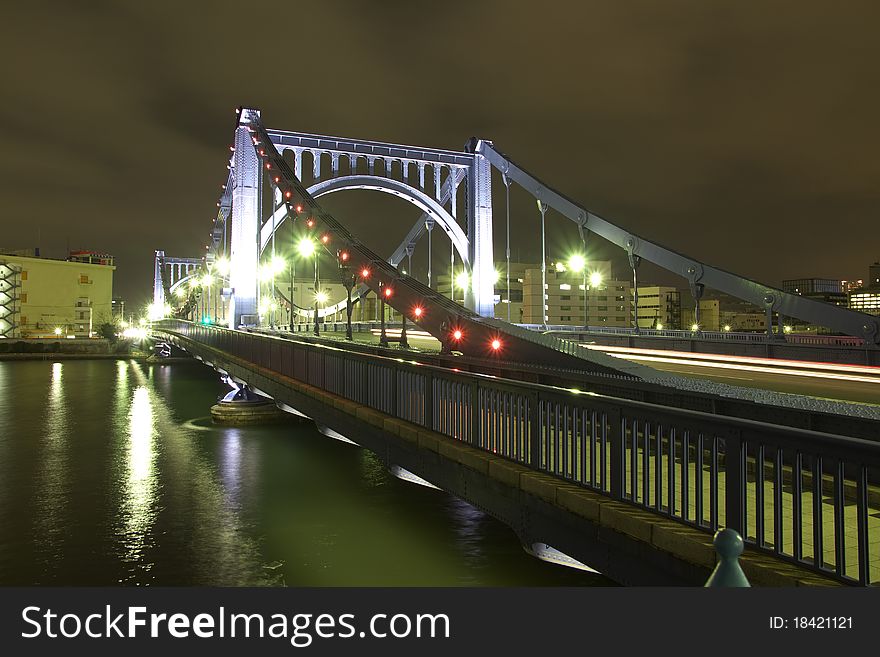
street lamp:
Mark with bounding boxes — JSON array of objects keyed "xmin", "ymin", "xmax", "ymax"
[
  {"xmin": 568, "ymin": 253, "xmax": 587, "ymax": 328},
  {"xmin": 297, "ymin": 237, "xmax": 320, "ymax": 335}
]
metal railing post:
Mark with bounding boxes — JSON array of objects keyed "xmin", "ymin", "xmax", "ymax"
[
  {"xmin": 724, "ymin": 430, "xmax": 745, "ymax": 536},
  {"xmin": 608, "ymin": 408, "xmax": 624, "ymax": 499}
]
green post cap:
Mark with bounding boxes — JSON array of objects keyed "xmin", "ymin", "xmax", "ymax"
[{"xmin": 704, "ymin": 528, "xmax": 750, "ymax": 587}]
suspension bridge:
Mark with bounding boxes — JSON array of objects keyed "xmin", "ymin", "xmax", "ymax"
[{"xmin": 151, "ymin": 107, "xmax": 880, "ymax": 586}]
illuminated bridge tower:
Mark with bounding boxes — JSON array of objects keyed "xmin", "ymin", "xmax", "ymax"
[
  {"xmin": 465, "ymin": 139, "xmax": 494, "ymax": 317},
  {"xmin": 229, "ymin": 108, "xmax": 261, "ymax": 328}
]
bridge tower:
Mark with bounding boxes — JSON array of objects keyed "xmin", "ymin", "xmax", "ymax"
[
  {"xmin": 229, "ymin": 109, "xmax": 261, "ymax": 328},
  {"xmin": 465, "ymin": 140, "xmax": 494, "ymax": 317},
  {"xmin": 153, "ymin": 250, "xmax": 165, "ymax": 306}
]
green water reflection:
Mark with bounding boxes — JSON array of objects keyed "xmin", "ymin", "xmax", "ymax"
[{"xmin": 0, "ymin": 360, "xmax": 610, "ymax": 586}]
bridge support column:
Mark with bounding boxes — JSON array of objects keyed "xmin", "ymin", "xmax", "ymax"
[
  {"xmin": 465, "ymin": 142, "xmax": 494, "ymax": 317},
  {"xmin": 229, "ymin": 109, "xmax": 261, "ymax": 328}
]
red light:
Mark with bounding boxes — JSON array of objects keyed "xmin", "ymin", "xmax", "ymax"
[
  {"xmin": 274, "ymin": 176, "xmax": 280, "ymax": 183},
  {"xmin": 413, "ymin": 306, "xmax": 423, "ymax": 318},
  {"xmin": 321, "ymin": 234, "xmax": 330, "ymax": 244},
  {"xmin": 384, "ymin": 288, "xmax": 393, "ymax": 298},
  {"xmin": 266, "ymin": 163, "xmax": 271, "ymax": 169},
  {"xmin": 259, "ymin": 149, "xmax": 265, "ymax": 156},
  {"xmin": 452, "ymin": 329, "xmax": 463, "ymax": 341},
  {"xmin": 285, "ymin": 191, "xmax": 292, "ymax": 198},
  {"xmin": 306, "ymin": 218, "xmax": 314, "ymax": 228},
  {"xmin": 491, "ymin": 338, "xmax": 502, "ymax": 351},
  {"xmin": 361, "ymin": 268, "xmax": 370, "ymax": 278},
  {"xmin": 340, "ymin": 251, "xmax": 349, "ymax": 262}
]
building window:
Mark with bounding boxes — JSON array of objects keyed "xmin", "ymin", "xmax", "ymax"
[
  {"xmin": 20, "ymin": 293, "xmax": 27, "ymax": 303},
  {"xmin": 80, "ymin": 275, "xmax": 89, "ymax": 284},
  {"xmin": 561, "ymin": 306, "xmax": 571, "ymax": 311},
  {"xmin": 616, "ymin": 316, "xmax": 625, "ymax": 322},
  {"xmin": 560, "ymin": 295, "xmax": 571, "ymax": 300},
  {"xmin": 21, "ymin": 271, "xmax": 28, "ymax": 281},
  {"xmin": 559, "ymin": 284, "xmax": 571, "ymax": 291}
]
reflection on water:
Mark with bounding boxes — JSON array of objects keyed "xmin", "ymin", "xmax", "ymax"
[
  {"xmin": 117, "ymin": 385, "xmax": 158, "ymax": 579},
  {"xmin": 0, "ymin": 360, "xmax": 611, "ymax": 586},
  {"xmin": 34, "ymin": 362, "xmax": 69, "ymax": 575}
]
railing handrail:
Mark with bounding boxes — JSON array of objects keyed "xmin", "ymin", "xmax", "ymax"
[{"xmin": 154, "ymin": 320, "xmax": 880, "ymax": 462}]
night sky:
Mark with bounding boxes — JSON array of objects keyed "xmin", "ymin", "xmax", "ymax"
[{"xmin": 2, "ymin": 1, "xmax": 878, "ymax": 311}]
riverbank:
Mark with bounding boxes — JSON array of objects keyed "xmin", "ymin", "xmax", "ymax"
[
  {"xmin": 0, "ymin": 352, "xmax": 150, "ymax": 361},
  {"xmin": 0, "ymin": 338, "xmax": 146, "ymax": 361}
]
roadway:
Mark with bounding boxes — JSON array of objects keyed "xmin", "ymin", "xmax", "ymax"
[{"xmin": 281, "ymin": 327, "xmax": 880, "ymax": 407}]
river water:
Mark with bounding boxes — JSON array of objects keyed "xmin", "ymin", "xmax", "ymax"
[{"xmin": 0, "ymin": 359, "xmax": 609, "ymax": 586}]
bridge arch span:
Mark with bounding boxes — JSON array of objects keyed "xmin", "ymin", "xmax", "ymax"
[{"xmin": 259, "ymin": 175, "xmax": 470, "ymax": 268}]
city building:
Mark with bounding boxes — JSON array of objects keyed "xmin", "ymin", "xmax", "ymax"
[
  {"xmin": 0, "ymin": 250, "xmax": 115, "ymax": 338},
  {"xmin": 782, "ymin": 278, "xmax": 847, "ymax": 307},
  {"xmin": 720, "ymin": 310, "xmax": 766, "ymax": 332},
  {"xmin": 634, "ymin": 286, "xmax": 680, "ymax": 330},
  {"xmin": 521, "ymin": 260, "xmax": 630, "ymax": 326},
  {"xmin": 0, "ymin": 258, "xmax": 22, "ymax": 337},
  {"xmin": 845, "ymin": 261, "xmax": 880, "ymax": 317},
  {"xmin": 681, "ymin": 299, "xmax": 721, "ymax": 331},
  {"xmin": 849, "ymin": 289, "xmax": 880, "ymax": 315}
]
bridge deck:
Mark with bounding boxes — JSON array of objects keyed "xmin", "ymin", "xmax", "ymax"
[{"xmin": 154, "ymin": 320, "xmax": 880, "ymax": 585}]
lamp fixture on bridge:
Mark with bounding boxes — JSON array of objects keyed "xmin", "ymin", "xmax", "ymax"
[
  {"xmin": 384, "ymin": 287, "xmax": 393, "ymax": 298},
  {"xmin": 490, "ymin": 338, "xmax": 502, "ymax": 351},
  {"xmin": 452, "ymin": 328, "xmax": 463, "ymax": 341},
  {"xmin": 338, "ymin": 251, "xmax": 350, "ymax": 263},
  {"xmin": 297, "ymin": 237, "xmax": 316, "ymax": 258},
  {"xmin": 305, "ymin": 217, "xmax": 314, "ymax": 228},
  {"xmin": 321, "ymin": 234, "xmax": 330, "ymax": 245},
  {"xmin": 360, "ymin": 267, "xmax": 370, "ymax": 278},
  {"xmin": 413, "ymin": 306, "xmax": 423, "ymax": 318}
]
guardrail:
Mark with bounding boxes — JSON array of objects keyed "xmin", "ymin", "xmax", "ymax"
[
  {"xmin": 519, "ymin": 324, "xmax": 868, "ymax": 347},
  {"xmin": 156, "ymin": 320, "xmax": 880, "ymax": 585}
]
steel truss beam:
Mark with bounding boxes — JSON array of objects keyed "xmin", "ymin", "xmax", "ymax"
[{"xmin": 477, "ymin": 142, "xmax": 880, "ymax": 344}]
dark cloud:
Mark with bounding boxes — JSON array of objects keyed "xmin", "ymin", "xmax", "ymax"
[{"xmin": 1, "ymin": 0, "xmax": 879, "ymax": 310}]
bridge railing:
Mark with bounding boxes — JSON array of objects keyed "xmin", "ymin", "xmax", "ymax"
[
  {"xmin": 520, "ymin": 324, "xmax": 869, "ymax": 347},
  {"xmin": 157, "ymin": 320, "xmax": 880, "ymax": 585}
]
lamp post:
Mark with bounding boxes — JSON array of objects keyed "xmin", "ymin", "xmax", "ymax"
[
  {"xmin": 296, "ymin": 237, "xmax": 319, "ymax": 336},
  {"xmin": 568, "ymin": 253, "xmax": 587, "ymax": 329},
  {"xmin": 338, "ymin": 250, "xmax": 355, "ymax": 341},
  {"xmin": 589, "ymin": 271, "xmax": 603, "ymax": 328}
]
